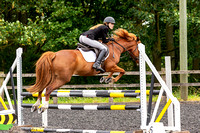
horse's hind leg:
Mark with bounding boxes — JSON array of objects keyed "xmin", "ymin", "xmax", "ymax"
[{"xmin": 31, "ymin": 91, "xmax": 42, "ymax": 112}]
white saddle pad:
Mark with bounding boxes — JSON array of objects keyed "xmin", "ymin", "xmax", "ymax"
[{"xmin": 78, "ymin": 48, "xmax": 109, "ymax": 62}]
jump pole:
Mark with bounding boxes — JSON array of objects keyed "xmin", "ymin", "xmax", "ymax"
[
  {"xmin": 22, "ymin": 104, "xmax": 141, "ymax": 110},
  {"xmin": 165, "ymin": 56, "xmax": 174, "ymax": 127},
  {"xmin": 10, "ymin": 68, "xmax": 18, "ymax": 118},
  {"xmin": 16, "ymin": 48, "xmax": 23, "ymax": 125},
  {"xmin": 138, "ymin": 43, "xmax": 181, "ymax": 131},
  {"xmin": 139, "ymin": 43, "xmax": 147, "ymax": 130},
  {"xmin": 42, "ymin": 89, "xmax": 48, "ymax": 127},
  {"xmin": 21, "ymin": 127, "xmax": 136, "ymax": 133},
  {"xmin": 0, "ymin": 55, "xmax": 17, "ymax": 111},
  {"xmin": 146, "ymin": 72, "xmax": 155, "ymax": 125},
  {"xmin": 21, "ymin": 90, "xmax": 159, "ymax": 97}
]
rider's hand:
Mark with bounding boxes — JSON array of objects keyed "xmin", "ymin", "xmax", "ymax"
[{"xmin": 109, "ymin": 38, "xmax": 115, "ymax": 41}]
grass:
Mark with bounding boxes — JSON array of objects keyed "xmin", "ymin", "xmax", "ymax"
[{"xmin": 171, "ymin": 91, "xmax": 200, "ymax": 101}]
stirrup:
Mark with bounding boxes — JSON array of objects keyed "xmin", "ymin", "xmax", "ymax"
[{"xmin": 93, "ymin": 64, "xmax": 105, "ymax": 73}]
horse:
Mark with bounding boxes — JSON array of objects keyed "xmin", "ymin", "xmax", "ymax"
[{"xmin": 27, "ymin": 28, "xmax": 141, "ymax": 113}]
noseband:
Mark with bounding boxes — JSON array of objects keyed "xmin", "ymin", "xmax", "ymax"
[{"xmin": 112, "ymin": 40, "xmax": 139, "ymax": 61}]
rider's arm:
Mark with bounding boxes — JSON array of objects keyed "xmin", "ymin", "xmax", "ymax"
[{"xmin": 102, "ymin": 28, "xmax": 110, "ymax": 43}]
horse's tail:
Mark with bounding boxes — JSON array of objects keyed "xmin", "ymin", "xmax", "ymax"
[{"xmin": 26, "ymin": 51, "xmax": 56, "ymax": 93}]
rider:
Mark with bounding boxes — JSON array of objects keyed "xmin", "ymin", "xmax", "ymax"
[{"xmin": 79, "ymin": 16, "xmax": 115, "ymax": 73}]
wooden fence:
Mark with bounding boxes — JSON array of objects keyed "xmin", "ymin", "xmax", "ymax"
[
  {"xmin": 0, "ymin": 70, "xmax": 200, "ymax": 90},
  {"xmin": 0, "ymin": 70, "xmax": 199, "ymax": 103}
]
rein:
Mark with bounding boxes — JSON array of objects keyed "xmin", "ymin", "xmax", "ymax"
[{"xmin": 112, "ymin": 40, "xmax": 139, "ymax": 61}]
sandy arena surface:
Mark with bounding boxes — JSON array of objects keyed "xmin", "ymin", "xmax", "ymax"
[{"xmin": 5, "ymin": 101, "xmax": 199, "ymax": 133}]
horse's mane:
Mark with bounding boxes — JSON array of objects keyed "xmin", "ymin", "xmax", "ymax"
[{"xmin": 113, "ymin": 28, "xmax": 137, "ymax": 41}]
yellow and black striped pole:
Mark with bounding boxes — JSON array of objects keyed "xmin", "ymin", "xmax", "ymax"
[
  {"xmin": 21, "ymin": 127, "xmax": 134, "ymax": 133},
  {"xmin": 0, "ymin": 96, "xmax": 17, "ymax": 130},
  {"xmin": 0, "ymin": 113, "xmax": 17, "ymax": 125}
]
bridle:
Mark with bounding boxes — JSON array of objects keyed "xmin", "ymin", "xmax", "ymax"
[{"xmin": 112, "ymin": 40, "xmax": 139, "ymax": 61}]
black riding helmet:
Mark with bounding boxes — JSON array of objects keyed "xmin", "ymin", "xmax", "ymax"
[{"xmin": 103, "ymin": 16, "xmax": 115, "ymax": 24}]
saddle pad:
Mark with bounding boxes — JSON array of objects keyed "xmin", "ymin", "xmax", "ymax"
[
  {"xmin": 78, "ymin": 48, "xmax": 109, "ymax": 63},
  {"xmin": 78, "ymin": 48, "xmax": 97, "ymax": 62}
]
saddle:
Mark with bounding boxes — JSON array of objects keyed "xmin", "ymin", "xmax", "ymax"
[{"xmin": 77, "ymin": 42, "xmax": 109, "ymax": 61}]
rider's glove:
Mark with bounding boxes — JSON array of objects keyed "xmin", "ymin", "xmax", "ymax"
[{"xmin": 109, "ymin": 38, "xmax": 115, "ymax": 41}]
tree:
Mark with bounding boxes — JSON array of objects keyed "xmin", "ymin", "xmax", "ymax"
[{"xmin": 0, "ymin": 0, "xmax": 199, "ymax": 76}]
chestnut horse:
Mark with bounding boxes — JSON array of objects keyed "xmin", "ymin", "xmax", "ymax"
[{"xmin": 27, "ymin": 28, "xmax": 141, "ymax": 113}]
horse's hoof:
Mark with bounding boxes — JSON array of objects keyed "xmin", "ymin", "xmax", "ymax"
[
  {"xmin": 31, "ymin": 106, "xmax": 38, "ymax": 112},
  {"xmin": 100, "ymin": 77, "xmax": 106, "ymax": 83},
  {"xmin": 105, "ymin": 78, "xmax": 112, "ymax": 83},
  {"xmin": 38, "ymin": 107, "xmax": 45, "ymax": 114}
]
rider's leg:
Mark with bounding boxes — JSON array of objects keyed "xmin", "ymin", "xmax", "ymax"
[
  {"xmin": 79, "ymin": 35, "xmax": 107, "ymax": 72},
  {"xmin": 92, "ymin": 49, "xmax": 106, "ymax": 72}
]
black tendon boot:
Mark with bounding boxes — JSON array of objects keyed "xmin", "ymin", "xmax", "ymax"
[{"xmin": 93, "ymin": 49, "xmax": 106, "ymax": 73}]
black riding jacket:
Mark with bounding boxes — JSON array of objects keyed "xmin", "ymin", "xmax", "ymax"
[{"xmin": 81, "ymin": 25, "xmax": 110, "ymax": 43}]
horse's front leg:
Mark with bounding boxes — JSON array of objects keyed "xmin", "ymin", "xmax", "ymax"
[
  {"xmin": 31, "ymin": 91, "xmax": 42, "ymax": 112},
  {"xmin": 100, "ymin": 72, "xmax": 114, "ymax": 83},
  {"xmin": 106, "ymin": 72, "xmax": 114, "ymax": 79},
  {"xmin": 38, "ymin": 91, "xmax": 50, "ymax": 114},
  {"xmin": 112, "ymin": 65, "xmax": 125, "ymax": 82},
  {"xmin": 106, "ymin": 65, "xmax": 125, "ymax": 82}
]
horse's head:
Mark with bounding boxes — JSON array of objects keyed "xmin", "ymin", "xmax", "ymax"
[{"xmin": 113, "ymin": 28, "xmax": 140, "ymax": 64}]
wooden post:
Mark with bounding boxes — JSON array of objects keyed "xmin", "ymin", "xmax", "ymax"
[
  {"xmin": 53, "ymin": 97, "xmax": 58, "ymax": 104},
  {"xmin": 179, "ymin": 0, "xmax": 188, "ymax": 101},
  {"xmin": 109, "ymin": 77, "xmax": 114, "ymax": 104},
  {"xmin": 161, "ymin": 68, "xmax": 166, "ymax": 82},
  {"xmin": 0, "ymin": 71, "xmax": 4, "ymax": 99}
]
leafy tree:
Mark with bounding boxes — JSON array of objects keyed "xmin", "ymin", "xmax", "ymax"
[{"xmin": 0, "ymin": 0, "xmax": 199, "ymax": 87}]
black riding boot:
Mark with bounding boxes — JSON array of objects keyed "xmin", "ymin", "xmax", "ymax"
[{"xmin": 93, "ymin": 49, "xmax": 106, "ymax": 73}]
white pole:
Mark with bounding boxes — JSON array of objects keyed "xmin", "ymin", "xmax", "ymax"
[
  {"xmin": 149, "ymin": 87, "xmax": 164, "ymax": 124},
  {"xmin": 0, "ymin": 58, "xmax": 17, "ymax": 95},
  {"xmin": 42, "ymin": 88, "xmax": 48, "ymax": 127},
  {"xmin": 138, "ymin": 43, "xmax": 147, "ymax": 129},
  {"xmin": 17, "ymin": 48, "xmax": 23, "ymax": 126},
  {"xmin": 165, "ymin": 56, "xmax": 174, "ymax": 127},
  {"xmin": 1, "ymin": 57, "xmax": 17, "ymax": 110},
  {"xmin": 4, "ymin": 85, "xmax": 14, "ymax": 110}
]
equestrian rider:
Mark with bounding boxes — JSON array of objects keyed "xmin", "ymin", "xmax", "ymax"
[{"xmin": 79, "ymin": 16, "xmax": 115, "ymax": 73}]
